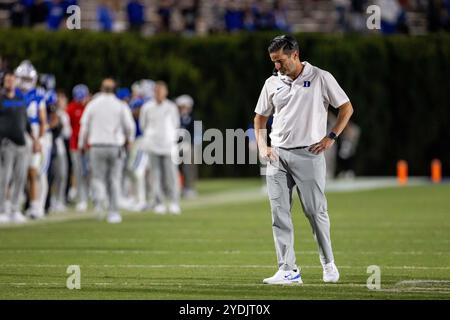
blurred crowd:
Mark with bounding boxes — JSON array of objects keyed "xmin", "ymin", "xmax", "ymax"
[
  {"xmin": 0, "ymin": 58, "xmax": 199, "ymax": 224},
  {"xmin": 334, "ymin": 0, "xmax": 450, "ymax": 34},
  {"xmin": 0, "ymin": 0, "xmax": 449, "ymax": 35},
  {"xmin": 0, "ymin": 0, "xmax": 78, "ymax": 31},
  {"xmin": 0, "ymin": 0, "xmax": 291, "ymax": 34}
]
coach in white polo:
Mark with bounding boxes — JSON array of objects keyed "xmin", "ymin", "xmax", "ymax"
[
  {"xmin": 78, "ymin": 78, "xmax": 135, "ymax": 223},
  {"xmin": 254, "ymin": 35, "xmax": 353, "ymax": 285},
  {"xmin": 140, "ymin": 81, "xmax": 181, "ymax": 215}
]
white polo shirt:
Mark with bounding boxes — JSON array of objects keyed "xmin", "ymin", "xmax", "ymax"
[
  {"xmin": 139, "ymin": 99, "xmax": 180, "ymax": 155},
  {"xmin": 255, "ymin": 61, "xmax": 350, "ymax": 148},
  {"xmin": 78, "ymin": 93, "xmax": 135, "ymax": 148}
]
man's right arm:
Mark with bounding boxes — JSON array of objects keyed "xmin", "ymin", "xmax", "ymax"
[
  {"xmin": 78, "ymin": 104, "xmax": 91, "ymax": 152},
  {"xmin": 254, "ymin": 114, "xmax": 277, "ymax": 161},
  {"xmin": 254, "ymin": 81, "xmax": 277, "ymax": 162}
]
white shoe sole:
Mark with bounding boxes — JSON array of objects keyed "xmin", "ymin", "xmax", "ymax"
[
  {"xmin": 107, "ymin": 218, "xmax": 122, "ymax": 224},
  {"xmin": 263, "ymin": 279, "xmax": 303, "ymax": 285},
  {"xmin": 323, "ymin": 277, "xmax": 339, "ymax": 283}
]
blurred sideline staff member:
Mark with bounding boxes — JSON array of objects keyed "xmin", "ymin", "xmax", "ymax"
[
  {"xmin": 140, "ymin": 81, "xmax": 181, "ymax": 215},
  {"xmin": 67, "ymin": 84, "xmax": 91, "ymax": 212},
  {"xmin": 0, "ymin": 71, "xmax": 29, "ymax": 223},
  {"xmin": 175, "ymin": 94, "xmax": 198, "ymax": 199},
  {"xmin": 78, "ymin": 78, "xmax": 135, "ymax": 224}
]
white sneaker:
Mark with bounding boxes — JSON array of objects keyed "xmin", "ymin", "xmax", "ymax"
[
  {"xmin": 10, "ymin": 212, "xmax": 27, "ymax": 224},
  {"xmin": 106, "ymin": 212, "xmax": 122, "ymax": 224},
  {"xmin": 128, "ymin": 201, "xmax": 147, "ymax": 212},
  {"xmin": 183, "ymin": 189, "xmax": 197, "ymax": 199},
  {"xmin": 323, "ymin": 261, "xmax": 340, "ymax": 283},
  {"xmin": 76, "ymin": 201, "xmax": 88, "ymax": 212},
  {"xmin": 263, "ymin": 269, "xmax": 303, "ymax": 285},
  {"xmin": 51, "ymin": 202, "xmax": 67, "ymax": 213},
  {"xmin": 118, "ymin": 197, "xmax": 134, "ymax": 210},
  {"xmin": 0, "ymin": 213, "xmax": 10, "ymax": 224},
  {"xmin": 153, "ymin": 204, "xmax": 167, "ymax": 215},
  {"xmin": 26, "ymin": 208, "xmax": 44, "ymax": 220},
  {"xmin": 168, "ymin": 203, "xmax": 181, "ymax": 215}
]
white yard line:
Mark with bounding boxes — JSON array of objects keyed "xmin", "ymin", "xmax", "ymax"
[
  {"xmin": 0, "ymin": 249, "xmax": 449, "ymax": 256},
  {"xmin": 395, "ymin": 280, "xmax": 450, "ymax": 286},
  {"xmin": 1, "ymin": 282, "xmax": 449, "ymax": 295},
  {"xmin": 0, "ymin": 263, "xmax": 449, "ymax": 270}
]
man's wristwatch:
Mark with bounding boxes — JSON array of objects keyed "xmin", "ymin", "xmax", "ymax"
[{"xmin": 327, "ymin": 132, "xmax": 338, "ymax": 140}]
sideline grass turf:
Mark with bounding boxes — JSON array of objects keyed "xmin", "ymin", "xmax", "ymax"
[{"xmin": 0, "ymin": 180, "xmax": 449, "ymax": 299}]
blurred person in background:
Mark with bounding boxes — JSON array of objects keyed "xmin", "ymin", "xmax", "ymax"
[
  {"xmin": 209, "ymin": 0, "xmax": 226, "ymax": 33},
  {"xmin": 252, "ymin": 0, "xmax": 276, "ymax": 31},
  {"xmin": 43, "ymin": 89, "xmax": 62, "ymax": 213},
  {"xmin": 37, "ymin": 73, "xmax": 67, "ymax": 214},
  {"xmin": 30, "ymin": 0, "xmax": 49, "ymax": 29},
  {"xmin": 348, "ymin": 0, "xmax": 367, "ymax": 32},
  {"xmin": 78, "ymin": 78, "xmax": 135, "ymax": 223},
  {"xmin": 66, "ymin": 83, "xmax": 90, "ymax": 212},
  {"xmin": 55, "ymin": 89, "xmax": 72, "ymax": 205},
  {"xmin": 326, "ymin": 112, "xmax": 360, "ymax": 179},
  {"xmin": 125, "ymin": 80, "xmax": 154, "ymax": 211},
  {"xmin": 336, "ymin": 120, "xmax": 360, "ymax": 179},
  {"xmin": 3, "ymin": 1, "xmax": 30, "ymax": 27},
  {"xmin": 375, "ymin": 0, "xmax": 409, "ymax": 34},
  {"xmin": 115, "ymin": 87, "xmax": 135, "ymax": 209},
  {"xmin": 273, "ymin": 0, "xmax": 291, "ymax": 32},
  {"xmin": 175, "ymin": 94, "xmax": 198, "ymax": 199},
  {"xmin": 15, "ymin": 60, "xmax": 49, "ymax": 220},
  {"xmin": 157, "ymin": 0, "xmax": 174, "ymax": 33},
  {"xmin": 140, "ymin": 81, "xmax": 181, "ymax": 215},
  {"xmin": 243, "ymin": 4, "xmax": 256, "ymax": 31},
  {"xmin": 0, "ymin": 71, "xmax": 29, "ymax": 224},
  {"xmin": 46, "ymin": 0, "xmax": 73, "ymax": 31},
  {"xmin": 333, "ymin": 0, "xmax": 350, "ymax": 32},
  {"xmin": 97, "ymin": 0, "xmax": 115, "ymax": 32},
  {"xmin": 126, "ymin": 0, "xmax": 145, "ymax": 33},
  {"xmin": 45, "ymin": 89, "xmax": 72, "ymax": 213},
  {"xmin": 427, "ymin": 0, "xmax": 450, "ymax": 32},
  {"xmin": 179, "ymin": 0, "xmax": 199, "ymax": 36},
  {"xmin": 224, "ymin": 0, "xmax": 245, "ymax": 32},
  {"xmin": 46, "ymin": 0, "xmax": 63, "ymax": 31}
]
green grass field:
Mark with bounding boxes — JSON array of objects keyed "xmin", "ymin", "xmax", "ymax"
[{"xmin": 0, "ymin": 179, "xmax": 449, "ymax": 299}]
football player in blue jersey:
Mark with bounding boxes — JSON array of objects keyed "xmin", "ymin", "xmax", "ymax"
[{"xmin": 15, "ymin": 60, "xmax": 49, "ymax": 219}]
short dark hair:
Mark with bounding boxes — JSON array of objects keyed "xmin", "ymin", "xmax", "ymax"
[
  {"xmin": 1, "ymin": 69, "xmax": 14, "ymax": 87},
  {"xmin": 268, "ymin": 35, "xmax": 299, "ymax": 55},
  {"xmin": 101, "ymin": 77, "xmax": 116, "ymax": 93}
]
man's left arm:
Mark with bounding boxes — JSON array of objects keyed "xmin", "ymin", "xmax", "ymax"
[{"xmin": 309, "ymin": 101, "xmax": 353, "ymax": 154}]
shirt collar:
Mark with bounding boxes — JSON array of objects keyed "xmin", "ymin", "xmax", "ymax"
[{"xmin": 278, "ymin": 61, "xmax": 311, "ymax": 84}]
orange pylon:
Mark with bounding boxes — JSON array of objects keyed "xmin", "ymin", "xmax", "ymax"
[
  {"xmin": 431, "ymin": 159, "xmax": 442, "ymax": 183},
  {"xmin": 397, "ymin": 160, "xmax": 408, "ymax": 185}
]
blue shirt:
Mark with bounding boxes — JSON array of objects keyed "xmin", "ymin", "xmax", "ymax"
[
  {"xmin": 46, "ymin": 1, "xmax": 65, "ymax": 30},
  {"xmin": 127, "ymin": 1, "xmax": 144, "ymax": 26},
  {"xmin": 97, "ymin": 5, "xmax": 114, "ymax": 32}
]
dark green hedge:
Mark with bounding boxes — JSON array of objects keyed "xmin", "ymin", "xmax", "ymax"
[{"xmin": 1, "ymin": 29, "xmax": 449, "ymax": 177}]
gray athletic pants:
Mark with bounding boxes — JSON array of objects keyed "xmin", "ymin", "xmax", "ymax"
[
  {"xmin": 70, "ymin": 150, "xmax": 89, "ymax": 204},
  {"xmin": 89, "ymin": 146, "xmax": 122, "ymax": 213},
  {"xmin": 52, "ymin": 137, "xmax": 68, "ymax": 206},
  {"xmin": 0, "ymin": 139, "xmax": 28, "ymax": 213},
  {"xmin": 266, "ymin": 146, "xmax": 334, "ymax": 271},
  {"xmin": 148, "ymin": 152, "xmax": 180, "ymax": 204}
]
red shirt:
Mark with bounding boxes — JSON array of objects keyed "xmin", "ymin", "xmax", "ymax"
[{"xmin": 66, "ymin": 100, "xmax": 86, "ymax": 150}]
